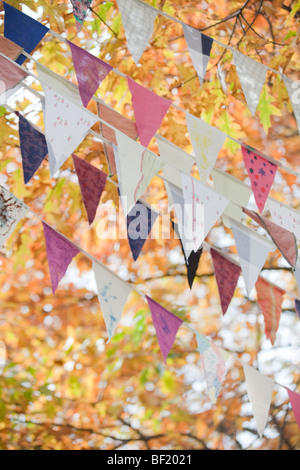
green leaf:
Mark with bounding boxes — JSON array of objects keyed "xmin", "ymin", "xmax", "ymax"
[{"xmin": 257, "ymin": 85, "xmax": 281, "ymax": 133}]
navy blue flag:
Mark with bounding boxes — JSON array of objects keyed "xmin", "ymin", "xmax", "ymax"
[
  {"xmin": 3, "ymin": 2, "xmax": 49, "ymax": 65},
  {"xmin": 126, "ymin": 201, "xmax": 158, "ymax": 261},
  {"xmin": 18, "ymin": 113, "xmax": 48, "ymax": 183}
]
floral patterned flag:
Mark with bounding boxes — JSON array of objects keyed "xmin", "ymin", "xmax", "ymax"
[
  {"xmin": 70, "ymin": 0, "xmax": 92, "ymax": 28},
  {"xmin": 0, "ymin": 186, "xmax": 27, "ymax": 248},
  {"xmin": 182, "ymin": 24, "xmax": 213, "ymax": 85},
  {"xmin": 211, "ymin": 248, "xmax": 241, "ymax": 315}
]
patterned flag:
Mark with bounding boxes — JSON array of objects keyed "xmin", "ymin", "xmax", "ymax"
[
  {"xmin": 68, "ymin": 41, "xmax": 113, "ymax": 107},
  {"xmin": 196, "ymin": 332, "xmax": 229, "ymax": 403},
  {"xmin": 186, "ymin": 113, "xmax": 226, "ymax": 182},
  {"xmin": 70, "ymin": 0, "xmax": 92, "ymax": 28},
  {"xmin": 117, "ymin": 0, "xmax": 157, "ymax": 64},
  {"xmin": 72, "ymin": 154, "xmax": 107, "ymax": 225},
  {"xmin": 128, "ymin": 78, "xmax": 171, "ymax": 148},
  {"xmin": 243, "ymin": 363, "xmax": 274, "ymax": 437},
  {"xmin": 286, "ymin": 388, "xmax": 300, "ymax": 428},
  {"xmin": 0, "ymin": 186, "xmax": 27, "ymax": 247},
  {"xmin": 232, "ymin": 50, "xmax": 268, "ymax": 115},
  {"xmin": 126, "ymin": 201, "xmax": 158, "ymax": 261},
  {"xmin": 0, "ymin": 35, "xmax": 23, "ymax": 61},
  {"xmin": 283, "ymin": 76, "xmax": 300, "ymax": 135},
  {"xmin": 231, "ymin": 220, "xmax": 272, "ymax": 297},
  {"xmin": 256, "ymin": 276, "xmax": 285, "ymax": 345},
  {"xmin": 3, "ymin": 2, "xmax": 49, "ymax": 65},
  {"xmin": 211, "ymin": 248, "xmax": 241, "ymax": 315},
  {"xmin": 242, "ymin": 146, "xmax": 277, "ymax": 213},
  {"xmin": 18, "ymin": 113, "xmax": 48, "ymax": 184},
  {"xmin": 146, "ymin": 296, "xmax": 183, "ymax": 363},
  {"xmin": 43, "ymin": 222, "xmax": 80, "ymax": 294},
  {"xmin": 267, "ymin": 198, "xmax": 300, "ymax": 240},
  {"xmin": 182, "ymin": 24, "xmax": 213, "ymax": 85},
  {"xmin": 93, "ymin": 261, "xmax": 132, "ymax": 342}
]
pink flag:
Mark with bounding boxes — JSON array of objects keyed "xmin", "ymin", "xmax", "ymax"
[
  {"xmin": 242, "ymin": 146, "xmax": 277, "ymax": 213},
  {"xmin": 72, "ymin": 154, "xmax": 107, "ymax": 225},
  {"xmin": 43, "ymin": 222, "xmax": 80, "ymax": 294},
  {"xmin": 68, "ymin": 40, "xmax": 113, "ymax": 107},
  {"xmin": 146, "ymin": 296, "xmax": 183, "ymax": 363},
  {"xmin": 128, "ymin": 78, "xmax": 171, "ymax": 147},
  {"xmin": 286, "ymin": 388, "xmax": 300, "ymax": 428},
  {"xmin": 211, "ymin": 248, "xmax": 241, "ymax": 315}
]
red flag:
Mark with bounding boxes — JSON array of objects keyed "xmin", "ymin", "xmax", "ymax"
[
  {"xmin": 286, "ymin": 388, "xmax": 300, "ymax": 428},
  {"xmin": 211, "ymin": 248, "xmax": 241, "ymax": 315},
  {"xmin": 256, "ymin": 277, "xmax": 285, "ymax": 345}
]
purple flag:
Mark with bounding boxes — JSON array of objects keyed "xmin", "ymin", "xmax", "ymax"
[
  {"xmin": 43, "ymin": 222, "xmax": 80, "ymax": 294},
  {"xmin": 68, "ymin": 41, "xmax": 113, "ymax": 107},
  {"xmin": 146, "ymin": 296, "xmax": 183, "ymax": 363},
  {"xmin": 126, "ymin": 201, "xmax": 158, "ymax": 261},
  {"xmin": 72, "ymin": 154, "xmax": 107, "ymax": 225}
]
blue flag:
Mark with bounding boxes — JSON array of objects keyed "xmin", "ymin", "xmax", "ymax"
[
  {"xmin": 126, "ymin": 201, "xmax": 158, "ymax": 262},
  {"xmin": 3, "ymin": 2, "xmax": 49, "ymax": 65}
]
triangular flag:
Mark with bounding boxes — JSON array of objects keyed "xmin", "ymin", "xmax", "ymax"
[
  {"xmin": 0, "ymin": 53, "xmax": 28, "ymax": 102},
  {"xmin": 182, "ymin": 24, "xmax": 213, "ymax": 85},
  {"xmin": 126, "ymin": 201, "xmax": 158, "ymax": 261},
  {"xmin": 42, "ymin": 222, "xmax": 80, "ymax": 294},
  {"xmin": 0, "ymin": 35, "xmax": 23, "ymax": 61},
  {"xmin": 70, "ymin": 0, "xmax": 92, "ymax": 28},
  {"xmin": 243, "ymin": 207, "xmax": 298, "ymax": 269},
  {"xmin": 128, "ymin": 78, "xmax": 171, "ymax": 148},
  {"xmin": 286, "ymin": 388, "xmax": 300, "ymax": 428},
  {"xmin": 256, "ymin": 276, "xmax": 285, "ymax": 345},
  {"xmin": 232, "ymin": 50, "xmax": 268, "ymax": 115},
  {"xmin": 72, "ymin": 154, "xmax": 107, "ymax": 225},
  {"xmin": 196, "ymin": 332, "xmax": 229, "ymax": 403},
  {"xmin": 210, "ymin": 248, "xmax": 241, "ymax": 315},
  {"xmin": 114, "ymin": 131, "xmax": 164, "ymax": 215},
  {"xmin": 283, "ymin": 76, "xmax": 300, "ymax": 135},
  {"xmin": 243, "ymin": 363, "xmax": 274, "ymax": 437},
  {"xmin": 68, "ymin": 41, "xmax": 113, "ymax": 108},
  {"xmin": 186, "ymin": 113, "xmax": 226, "ymax": 182},
  {"xmin": 3, "ymin": 2, "xmax": 49, "ymax": 65},
  {"xmin": 181, "ymin": 172, "xmax": 229, "ymax": 252},
  {"xmin": 231, "ymin": 220, "xmax": 272, "ymax": 296},
  {"xmin": 186, "ymin": 248, "xmax": 203, "ymax": 289},
  {"xmin": 146, "ymin": 296, "xmax": 183, "ymax": 363},
  {"xmin": 242, "ymin": 146, "xmax": 277, "ymax": 213},
  {"xmin": 0, "ymin": 186, "xmax": 27, "ymax": 247},
  {"xmin": 93, "ymin": 261, "xmax": 132, "ymax": 342},
  {"xmin": 168, "ymin": 183, "xmax": 193, "ymax": 260},
  {"xmin": 294, "ymin": 299, "xmax": 300, "ymax": 319},
  {"xmin": 18, "ymin": 113, "xmax": 48, "ymax": 184},
  {"xmin": 267, "ymin": 198, "xmax": 300, "ymax": 240},
  {"xmin": 117, "ymin": 0, "xmax": 157, "ymax": 64}
]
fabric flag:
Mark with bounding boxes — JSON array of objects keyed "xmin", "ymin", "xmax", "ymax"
[
  {"xmin": 211, "ymin": 168, "xmax": 252, "ymax": 228},
  {"xmin": 146, "ymin": 296, "xmax": 183, "ymax": 363},
  {"xmin": 243, "ymin": 363, "xmax": 274, "ymax": 437},
  {"xmin": 3, "ymin": 2, "xmax": 49, "ymax": 65},
  {"xmin": 186, "ymin": 248, "xmax": 203, "ymax": 289},
  {"xmin": 0, "ymin": 54, "xmax": 28, "ymax": 102},
  {"xmin": 93, "ymin": 260, "xmax": 132, "ymax": 342},
  {"xmin": 42, "ymin": 222, "xmax": 80, "ymax": 294},
  {"xmin": 0, "ymin": 186, "xmax": 27, "ymax": 247},
  {"xmin": 128, "ymin": 78, "xmax": 171, "ymax": 148},
  {"xmin": 117, "ymin": 0, "xmax": 157, "ymax": 64},
  {"xmin": 168, "ymin": 183, "xmax": 193, "ymax": 260},
  {"xmin": 255, "ymin": 276, "xmax": 285, "ymax": 345},
  {"xmin": 114, "ymin": 131, "xmax": 164, "ymax": 215},
  {"xmin": 0, "ymin": 35, "xmax": 23, "ymax": 61},
  {"xmin": 283, "ymin": 76, "xmax": 300, "ymax": 135},
  {"xmin": 232, "ymin": 50, "xmax": 268, "ymax": 115},
  {"xmin": 37, "ymin": 62, "xmax": 81, "ymax": 105},
  {"xmin": 182, "ymin": 24, "xmax": 213, "ymax": 85},
  {"xmin": 181, "ymin": 173, "xmax": 229, "ymax": 252},
  {"xmin": 231, "ymin": 220, "xmax": 272, "ymax": 297},
  {"xmin": 286, "ymin": 388, "xmax": 300, "ymax": 428},
  {"xmin": 126, "ymin": 201, "xmax": 158, "ymax": 261},
  {"xmin": 243, "ymin": 207, "xmax": 298, "ymax": 269},
  {"xmin": 71, "ymin": 0, "xmax": 92, "ymax": 28},
  {"xmin": 294, "ymin": 299, "xmax": 300, "ymax": 319},
  {"xmin": 267, "ymin": 198, "xmax": 300, "ymax": 240},
  {"xmin": 186, "ymin": 113, "xmax": 226, "ymax": 182},
  {"xmin": 211, "ymin": 248, "xmax": 241, "ymax": 315},
  {"xmin": 72, "ymin": 154, "xmax": 107, "ymax": 225},
  {"xmin": 196, "ymin": 331, "xmax": 229, "ymax": 403},
  {"xmin": 68, "ymin": 41, "xmax": 113, "ymax": 108},
  {"xmin": 18, "ymin": 113, "xmax": 48, "ymax": 184},
  {"xmin": 242, "ymin": 146, "xmax": 277, "ymax": 213}
]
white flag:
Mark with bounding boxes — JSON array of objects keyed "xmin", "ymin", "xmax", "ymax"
[
  {"xmin": 232, "ymin": 50, "xmax": 268, "ymax": 115},
  {"xmin": 243, "ymin": 363, "xmax": 274, "ymax": 437},
  {"xmin": 0, "ymin": 186, "xmax": 27, "ymax": 247},
  {"xmin": 268, "ymin": 198, "xmax": 300, "ymax": 240},
  {"xmin": 283, "ymin": 75, "xmax": 300, "ymax": 134},
  {"xmin": 231, "ymin": 220, "xmax": 273, "ymax": 296},
  {"xmin": 117, "ymin": 0, "xmax": 157, "ymax": 64},
  {"xmin": 93, "ymin": 261, "xmax": 132, "ymax": 342},
  {"xmin": 186, "ymin": 113, "xmax": 226, "ymax": 182}
]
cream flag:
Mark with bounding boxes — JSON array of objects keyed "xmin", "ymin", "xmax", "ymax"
[
  {"xmin": 283, "ymin": 75, "xmax": 300, "ymax": 134},
  {"xmin": 268, "ymin": 198, "xmax": 300, "ymax": 240},
  {"xmin": 186, "ymin": 113, "xmax": 226, "ymax": 182},
  {"xmin": 243, "ymin": 363, "xmax": 274, "ymax": 437}
]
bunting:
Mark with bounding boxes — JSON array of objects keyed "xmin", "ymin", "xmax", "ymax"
[
  {"xmin": 286, "ymin": 388, "xmax": 300, "ymax": 428},
  {"xmin": 242, "ymin": 146, "xmax": 277, "ymax": 213},
  {"xmin": 126, "ymin": 201, "xmax": 158, "ymax": 262},
  {"xmin": 267, "ymin": 198, "xmax": 300, "ymax": 240},
  {"xmin": 72, "ymin": 154, "xmax": 107, "ymax": 225},
  {"xmin": 117, "ymin": 0, "xmax": 157, "ymax": 64},
  {"xmin": 182, "ymin": 24, "xmax": 213, "ymax": 85},
  {"xmin": 128, "ymin": 78, "xmax": 171, "ymax": 148},
  {"xmin": 0, "ymin": 35, "xmax": 23, "ymax": 61},
  {"xmin": 0, "ymin": 186, "xmax": 27, "ymax": 248},
  {"xmin": 283, "ymin": 76, "xmax": 300, "ymax": 135},
  {"xmin": 146, "ymin": 296, "xmax": 183, "ymax": 363}
]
